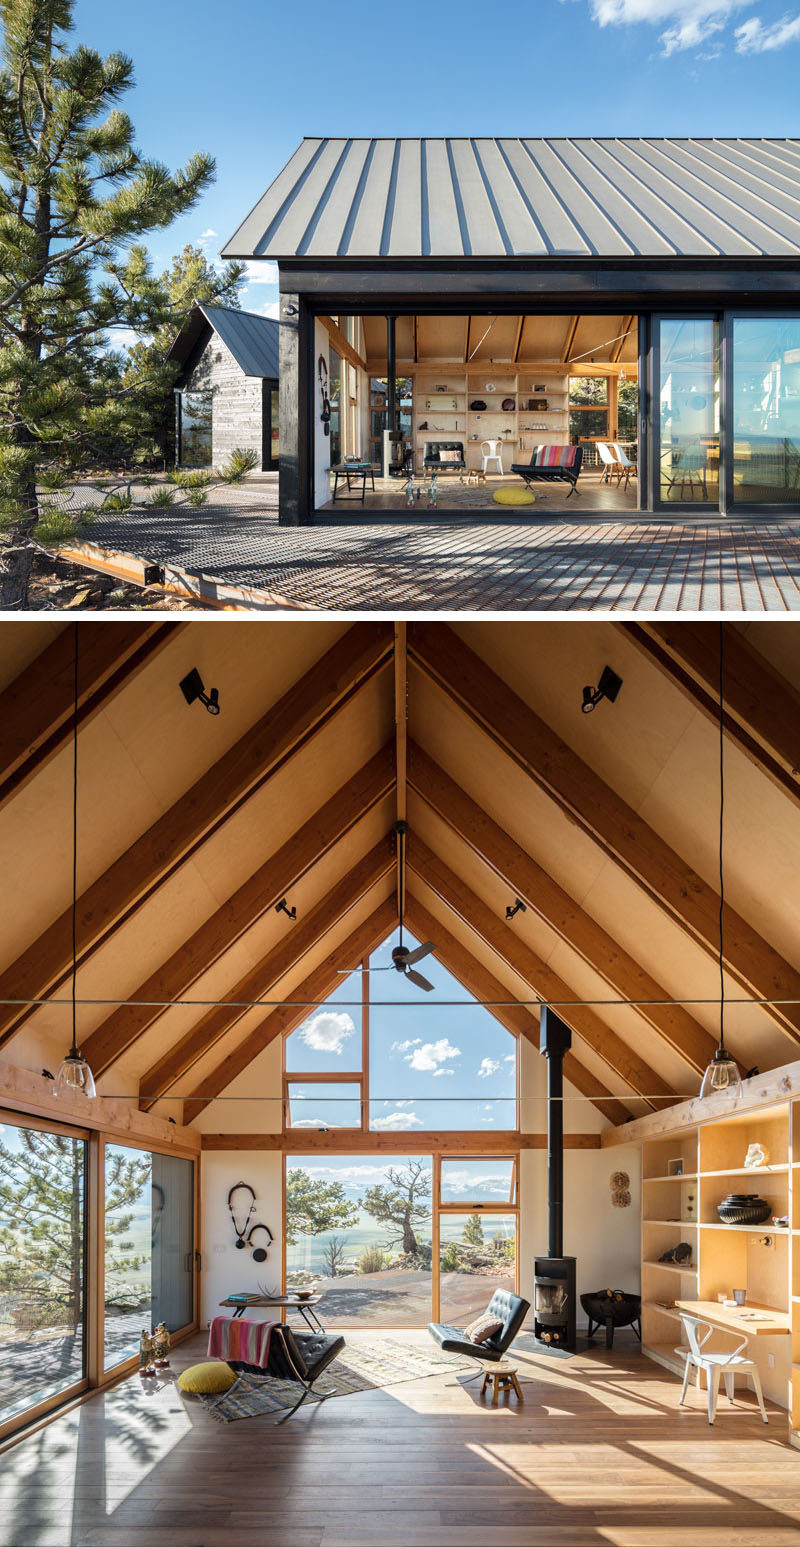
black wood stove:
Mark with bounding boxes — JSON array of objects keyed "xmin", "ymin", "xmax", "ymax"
[{"xmin": 535, "ymin": 1007, "xmax": 577, "ymax": 1351}]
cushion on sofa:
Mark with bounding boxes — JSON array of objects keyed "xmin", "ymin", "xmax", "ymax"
[{"xmin": 465, "ymin": 1313, "xmax": 504, "ymax": 1344}]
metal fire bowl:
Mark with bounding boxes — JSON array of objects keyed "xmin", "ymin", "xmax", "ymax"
[{"xmin": 580, "ymin": 1290, "xmax": 641, "ymax": 1327}]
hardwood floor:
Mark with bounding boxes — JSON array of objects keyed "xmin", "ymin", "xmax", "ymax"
[{"xmin": 1, "ymin": 1328, "xmax": 797, "ymax": 1547}]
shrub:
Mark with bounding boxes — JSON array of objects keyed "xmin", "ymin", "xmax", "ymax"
[
  {"xmin": 34, "ymin": 505, "xmax": 95, "ymax": 545},
  {"xmin": 358, "ymin": 1246, "xmax": 387, "ymax": 1274},
  {"xmin": 441, "ymin": 1243, "xmax": 458, "ymax": 1274},
  {"xmin": 186, "ymin": 489, "xmax": 208, "ymax": 508},
  {"xmin": 144, "ymin": 487, "xmax": 176, "ymax": 508},
  {"xmin": 100, "ymin": 491, "xmax": 133, "ymax": 512},
  {"xmin": 182, "ymin": 469, "xmax": 213, "ymax": 489},
  {"xmin": 220, "ymin": 446, "xmax": 258, "ymax": 483}
]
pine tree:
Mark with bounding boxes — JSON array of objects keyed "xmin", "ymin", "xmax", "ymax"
[
  {"xmin": 0, "ymin": 0, "xmax": 216, "ymax": 607},
  {"xmin": 462, "ymin": 1212, "xmax": 484, "ymax": 1246}
]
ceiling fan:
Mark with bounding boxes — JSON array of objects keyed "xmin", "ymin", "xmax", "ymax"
[{"xmin": 339, "ymin": 820, "xmax": 437, "ymax": 991}]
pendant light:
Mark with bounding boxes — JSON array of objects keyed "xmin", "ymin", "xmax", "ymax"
[
  {"xmin": 699, "ymin": 623, "xmax": 741, "ymax": 1100},
  {"xmin": 55, "ymin": 624, "xmax": 96, "ymax": 1100}
]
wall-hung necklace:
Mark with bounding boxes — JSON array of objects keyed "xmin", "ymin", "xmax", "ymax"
[
  {"xmin": 700, "ymin": 623, "xmax": 742, "ymax": 1100},
  {"xmin": 55, "ymin": 624, "xmax": 96, "ymax": 1099}
]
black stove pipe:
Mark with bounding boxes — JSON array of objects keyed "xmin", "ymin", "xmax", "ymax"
[{"xmin": 539, "ymin": 1007, "xmax": 572, "ymax": 1260}]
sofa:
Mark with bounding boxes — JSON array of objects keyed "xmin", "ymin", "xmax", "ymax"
[
  {"xmin": 511, "ymin": 444, "xmax": 583, "ymax": 496},
  {"xmin": 423, "ymin": 440, "xmax": 466, "ymax": 475}
]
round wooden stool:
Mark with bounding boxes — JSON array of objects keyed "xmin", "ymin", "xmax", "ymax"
[{"xmin": 480, "ymin": 1361, "xmax": 523, "ymax": 1407}]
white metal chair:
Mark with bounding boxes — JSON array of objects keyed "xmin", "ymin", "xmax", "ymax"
[
  {"xmin": 596, "ymin": 441, "xmax": 620, "ymax": 485},
  {"xmin": 481, "ymin": 440, "xmax": 503, "ymax": 476},
  {"xmin": 610, "ymin": 443, "xmax": 637, "ymax": 491},
  {"xmin": 675, "ymin": 1313, "xmax": 768, "ymax": 1425}
]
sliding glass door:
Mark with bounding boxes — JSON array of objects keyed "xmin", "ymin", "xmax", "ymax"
[
  {"xmin": 729, "ymin": 316, "xmax": 800, "ymax": 506},
  {"xmin": 654, "ymin": 317, "xmax": 720, "ymax": 508},
  {"xmin": 104, "ymin": 1144, "xmax": 194, "ymax": 1372},
  {"xmin": 0, "ymin": 1118, "xmax": 88, "ymax": 1430}
]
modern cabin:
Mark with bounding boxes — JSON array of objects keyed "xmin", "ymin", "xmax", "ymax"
[
  {"xmin": 220, "ymin": 138, "xmax": 800, "ymax": 523},
  {"xmin": 167, "ymin": 302, "xmax": 280, "ymax": 472}
]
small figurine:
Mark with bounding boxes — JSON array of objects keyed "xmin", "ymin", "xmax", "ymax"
[
  {"xmin": 404, "ymin": 476, "xmax": 415, "ymax": 509},
  {"xmin": 138, "ymin": 1328, "xmax": 155, "ymax": 1376},
  {"xmin": 427, "ymin": 475, "xmax": 438, "ymax": 511},
  {"xmin": 152, "ymin": 1322, "xmax": 171, "ymax": 1366}
]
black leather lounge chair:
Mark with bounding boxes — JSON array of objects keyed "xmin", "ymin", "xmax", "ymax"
[
  {"xmin": 510, "ymin": 444, "xmax": 583, "ymax": 496},
  {"xmin": 228, "ymin": 1322, "xmax": 345, "ymax": 1423},
  {"xmin": 428, "ymin": 1288, "xmax": 530, "ymax": 1377}
]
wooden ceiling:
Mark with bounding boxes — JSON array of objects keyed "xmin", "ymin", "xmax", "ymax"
[
  {"xmin": 359, "ymin": 313, "xmax": 638, "ymax": 370},
  {"xmin": 1, "ymin": 620, "xmax": 800, "ymax": 1132}
]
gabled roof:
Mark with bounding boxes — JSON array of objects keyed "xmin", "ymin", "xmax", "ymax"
[
  {"xmin": 221, "ymin": 137, "xmax": 800, "ymax": 262},
  {"xmin": 167, "ymin": 302, "xmax": 280, "ymax": 378}
]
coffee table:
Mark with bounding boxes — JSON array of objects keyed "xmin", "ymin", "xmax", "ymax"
[
  {"xmin": 331, "ymin": 462, "xmax": 376, "ymax": 504},
  {"xmin": 480, "ymin": 1361, "xmax": 523, "ymax": 1406},
  {"xmin": 219, "ymin": 1293, "xmax": 325, "ymax": 1333}
]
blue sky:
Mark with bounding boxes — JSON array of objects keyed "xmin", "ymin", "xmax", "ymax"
[
  {"xmin": 72, "ymin": 0, "xmax": 800, "ymax": 325},
  {"xmin": 285, "ymin": 927, "xmax": 517, "ymax": 1130}
]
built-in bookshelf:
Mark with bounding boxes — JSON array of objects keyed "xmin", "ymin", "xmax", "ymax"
[
  {"xmin": 410, "ymin": 363, "xmax": 570, "ymax": 474},
  {"xmin": 631, "ymin": 1087, "xmax": 797, "ymax": 1437}
]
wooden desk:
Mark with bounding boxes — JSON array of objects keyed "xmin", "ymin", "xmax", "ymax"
[
  {"xmin": 219, "ymin": 1293, "xmax": 324, "ymax": 1333},
  {"xmin": 675, "ymin": 1298, "xmax": 789, "ymax": 1336}
]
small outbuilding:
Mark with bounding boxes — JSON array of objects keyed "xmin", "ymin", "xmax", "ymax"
[{"xmin": 167, "ymin": 302, "xmax": 280, "ymax": 472}]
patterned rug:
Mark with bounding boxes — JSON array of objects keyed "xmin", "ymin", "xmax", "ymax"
[{"xmin": 197, "ymin": 1338, "xmax": 473, "ymax": 1422}]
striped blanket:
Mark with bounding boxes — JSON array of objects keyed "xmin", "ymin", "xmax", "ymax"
[
  {"xmin": 531, "ymin": 444, "xmax": 578, "ymax": 468},
  {"xmin": 207, "ymin": 1315, "xmax": 277, "ymax": 1368}
]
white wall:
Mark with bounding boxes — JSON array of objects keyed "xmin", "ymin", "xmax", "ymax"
[
  {"xmin": 518, "ymin": 1037, "xmax": 641, "ymax": 1324},
  {"xmin": 201, "ymin": 1151, "xmax": 283, "ymax": 1328}
]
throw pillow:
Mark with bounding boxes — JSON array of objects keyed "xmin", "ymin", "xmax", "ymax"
[
  {"xmin": 178, "ymin": 1360, "xmax": 238, "ymax": 1395},
  {"xmin": 465, "ymin": 1314, "xmax": 503, "ymax": 1345},
  {"xmin": 438, "ymin": 449, "xmax": 460, "ymax": 463}
]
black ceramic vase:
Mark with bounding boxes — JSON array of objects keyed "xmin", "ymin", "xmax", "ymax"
[{"xmin": 716, "ymin": 1193, "xmax": 771, "ymax": 1225}]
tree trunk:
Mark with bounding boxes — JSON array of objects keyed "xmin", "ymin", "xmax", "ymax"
[{"xmin": 402, "ymin": 1217, "xmax": 418, "ymax": 1256}]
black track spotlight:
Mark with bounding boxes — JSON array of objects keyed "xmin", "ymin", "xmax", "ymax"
[
  {"xmin": 275, "ymin": 898, "xmax": 297, "ymax": 922},
  {"xmin": 581, "ymin": 665, "xmax": 622, "ymax": 715},
  {"xmin": 180, "ymin": 667, "xmax": 220, "ymax": 716},
  {"xmin": 506, "ymin": 898, "xmax": 527, "ymax": 921}
]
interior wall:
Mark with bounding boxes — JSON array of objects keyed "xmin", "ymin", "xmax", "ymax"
[{"xmin": 201, "ymin": 1151, "xmax": 283, "ymax": 1328}]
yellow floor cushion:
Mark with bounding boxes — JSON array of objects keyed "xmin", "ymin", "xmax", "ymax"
[
  {"xmin": 493, "ymin": 486, "xmax": 536, "ymax": 506},
  {"xmin": 177, "ymin": 1360, "xmax": 237, "ymax": 1395}
]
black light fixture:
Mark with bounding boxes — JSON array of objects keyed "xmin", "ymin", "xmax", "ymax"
[
  {"xmin": 506, "ymin": 898, "xmax": 527, "ymax": 921},
  {"xmin": 275, "ymin": 898, "xmax": 297, "ymax": 922},
  {"xmin": 581, "ymin": 665, "xmax": 622, "ymax": 715},
  {"xmin": 180, "ymin": 667, "xmax": 220, "ymax": 716},
  {"xmin": 55, "ymin": 625, "xmax": 96, "ymax": 1101},
  {"xmin": 700, "ymin": 624, "xmax": 742, "ymax": 1100}
]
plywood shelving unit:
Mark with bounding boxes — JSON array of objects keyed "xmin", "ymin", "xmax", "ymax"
[
  {"xmin": 410, "ymin": 363, "xmax": 570, "ymax": 474},
  {"xmin": 620, "ymin": 1080, "xmax": 799, "ymax": 1432}
]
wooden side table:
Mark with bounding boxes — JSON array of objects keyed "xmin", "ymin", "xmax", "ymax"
[{"xmin": 480, "ymin": 1361, "xmax": 523, "ymax": 1406}]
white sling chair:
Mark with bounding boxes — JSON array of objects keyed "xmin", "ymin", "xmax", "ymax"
[
  {"xmin": 596, "ymin": 441, "xmax": 620, "ymax": 484},
  {"xmin": 676, "ymin": 1312, "xmax": 768, "ymax": 1425}
]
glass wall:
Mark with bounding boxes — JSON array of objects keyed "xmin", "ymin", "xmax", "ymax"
[
  {"xmin": 0, "ymin": 1120, "xmax": 87, "ymax": 1428},
  {"xmin": 286, "ymin": 1155, "xmax": 433, "ymax": 1326},
  {"xmin": 732, "ymin": 317, "xmax": 800, "ymax": 503},
  {"xmin": 658, "ymin": 319, "xmax": 719, "ymax": 504},
  {"xmin": 104, "ymin": 1144, "xmax": 194, "ymax": 1372},
  {"xmin": 177, "ymin": 390, "xmax": 213, "ymax": 466},
  {"xmin": 439, "ymin": 1214, "xmax": 516, "ymax": 1325}
]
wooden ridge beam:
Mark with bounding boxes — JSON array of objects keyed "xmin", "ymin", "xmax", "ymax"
[
  {"xmin": 182, "ymin": 899, "xmax": 396, "ymax": 1124},
  {"xmin": 408, "ymin": 623, "xmax": 800, "ymax": 1045},
  {"xmin": 0, "ymin": 622, "xmax": 182, "ymax": 811},
  {"xmin": 407, "ymin": 835, "xmax": 676, "ymax": 1109},
  {"xmin": 0, "ymin": 623, "xmax": 393, "ymax": 1047},
  {"xmin": 82, "ymin": 742, "xmax": 395, "ymax": 1078},
  {"xmin": 622, "ymin": 622, "xmax": 800, "ymax": 810},
  {"xmin": 139, "ymin": 838, "xmax": 395, "ymax": 1111},
  {"xmin": 408, "ymin": 742, "xmax": 717, "ymax": 1076},
  {"xmin": 405, "ymin": 894, "xmax": 633, "ymax": 1127},
  {"xmin": 201, "ymin": 1130, "xmax": 602, "ymax": 1152}
]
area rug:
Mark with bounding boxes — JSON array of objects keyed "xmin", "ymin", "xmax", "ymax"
[{"xmin": 197, "ymin": 1338, "xmax": 473, "ymax": 1422}]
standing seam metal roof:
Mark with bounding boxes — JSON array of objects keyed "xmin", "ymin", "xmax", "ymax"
[
  {"xmin": 220, "ymin": 137, "xmax": 800, "ymax": 261},
  {"xmin": 167, "ymin": 304, "xmax": 280, "ymax": 378}
]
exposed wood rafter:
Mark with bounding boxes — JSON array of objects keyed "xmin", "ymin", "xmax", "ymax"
[
  {"xmin": 201, "ymin": 1130, "xmax": 602, "ymax": 1152},
  {"xmin": 82, "ymin": 743, "xmax": 395, "ymax": 1078},
  {"xmin": 407, "ymin": 836, "xmax": 676, "ymax": 1109},
  {"xmin": 408, "ymin": 624, "xmax": 800, "ymax": 1046},
  {"xmin": 317, "ymin": 315, "xmax": 367, "ymax": 374},
  {"xmin": 561, "ymin": 315, "xmax": 579, "ymax": 364},
  {"xmin": 139, "ymin": 838, "xmax": 395, "ymax": 1111},
  {"xmin": 0, "ymin": 624, "xmax": 393, "ymax": 1047},
  {"xmin": 408, "ymin": 741, "xmax": 718, "ymax": 1076}
]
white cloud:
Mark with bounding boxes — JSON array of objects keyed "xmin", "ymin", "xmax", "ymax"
[
  {"xmin": 291, "ymin": 1117, "xmax": 336, "ymax": 1128},
  {"xmin": 254, "ymin": 300, "xmax": 280, "ymax": 320},
  {"xmin": 298, "ymin": 1010, "xmax": 356, "ymax": 1056},
  {"xmin": 734, "ymin": 12, "xmax": 800, "ymax": 49},
  {"xmin": 477, "ymin": 1057, "xmax": 500, "ymax": 1079},
  {"xmin": 392, "ymin": 1038, "xmax": 421, "ymax": 1053},
  {"xmin": 243, "ymin": 260, "xmax": 280, "ymax": 285},
  {"xmin": 432, "ymin": 1067, "xmax": 455, "ymax": 1078},
  {"xmin": 570, "ymin": 0, "xmax": 753, "ymax": 53},
  {"xmin": 504, "ymin": 1054, "xmax": 516, "ymax": 1065},
  {"xmin": 407, "ymin": 1038, "xmax": 461, "ymax": 1072},
  {"xmin": 198, "ymin": 228, "xmax": 218, "ymax": 251},
  {"xmin": 371, "ymin": 1111, "xmax": 423, "ymax": 1131}
]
